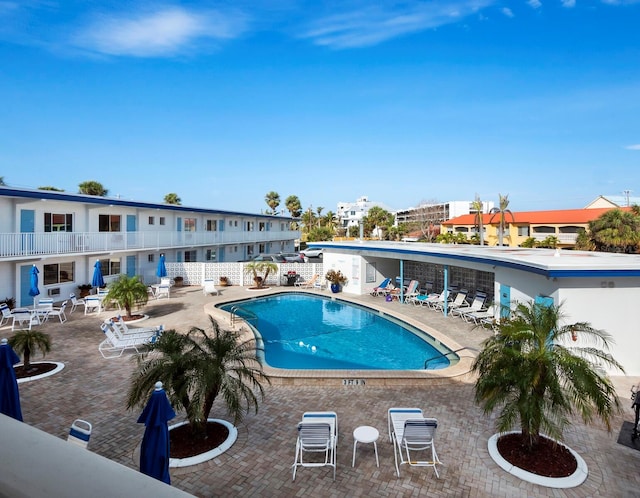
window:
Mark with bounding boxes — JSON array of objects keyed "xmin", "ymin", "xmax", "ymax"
[
  {"xmin": 159, "ymin": 217, "xmax": 166, "ymax": 226},
  {"xmin": 246, "ymin": 221, "xmax": 254, "ymax": 231},
  {"xmin": 184, "ymin": 218, "xmax": 196, "ymax": 232},
  {"xmin": 206, "ymin": 249, "xmax": 216, "ymax": 261},
  {"xmin": 97, "ymin": 258, "xmax": 120, "ymax": 276},
  {"xmin": 148, "ymin": 216, "xmax": 155, "ymax": 225},
  {"xmin": 148, "ymin": 254, "xmax": 155, "ymax": 263},
  {"xmin": 233, "ymin": 220, "xmax": 238, "ymax": 227},
  {"xmin": 99, "ymin": 214, "xmax": 121, "ymax": 232},
  {"xmin": 259, "ymin": 222, "xmax": 266, "ymax": 231},
  {"xmin": 206, "ymin": 219, "xmax": 217, "ymax": 231},
  {"xmin": 43, "ymin": 262, "xmax": 75, "ymax": 285},
  {"xmin": 259, "ymin": 243, "xmax": 266, "ymax": 253},
  {"xmin": 184, "ymin": 250, "xmax": 197, "ymax": 262},
  {"xmin": 44, "ymin": 213, "xmax": 73, "ymax": 232},
  {"xmin": 517, "ymin": 226, "xmax": 530, "ymax": 237},
  {"xmin": 247, "ymin": 246, "xmax": 254, "ymax": 256}
]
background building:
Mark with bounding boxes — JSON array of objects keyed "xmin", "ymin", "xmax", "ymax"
[{"xmin": 336, "ymin": 196, "xmax": 394, "ymax": 229}]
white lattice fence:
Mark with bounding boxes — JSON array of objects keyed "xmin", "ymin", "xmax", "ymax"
[{"xmin": 165, "ymin": 262, "xmax": 323, "ymax": 287}]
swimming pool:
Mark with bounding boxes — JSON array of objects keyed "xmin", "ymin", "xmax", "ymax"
[{"xmin": 218, "ymin": 293, "xmax": 456, "ymax": 370}]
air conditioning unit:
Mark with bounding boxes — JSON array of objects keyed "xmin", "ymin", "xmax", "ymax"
[{"xmin": 48, "ymin": 288, "xmax": 61, "ymax": 297}]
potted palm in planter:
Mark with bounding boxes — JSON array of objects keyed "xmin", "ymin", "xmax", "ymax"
[
  {"xmin": 325, "ymin": 269, "xmax": 347, "ymax": 293},
  {"xmin": 104, "ymin": 274, "xmax": 149, "ymax": 320}
]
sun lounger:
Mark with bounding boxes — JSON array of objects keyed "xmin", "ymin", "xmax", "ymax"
[{"xmin": 98, "ymin": 323, "xmax": 157, "ymax": 359}]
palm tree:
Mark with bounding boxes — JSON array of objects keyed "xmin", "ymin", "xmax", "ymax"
[
  {"xmin": 265, "ymin": 191, "xmax": 280, "ymax": 215},
  {"xmin": 471, "ymin": 194, "xmax": 485, "ymax": 246},
  {"xmin": 78, "ymin": 181, "xmax": 108, "ymax": 196},
  {"xmin": 164, "ymin": 193, "xmax": 182, "ymax": 205},
  {"xmin": 244, "ymin": 261, "xmax": 278, "ymax": 288},
  {"xmin": 585, "ymin": 209, "xmax": 640, "ymax": 253},
  {"xmin": 473, "ymin": 300, "xmax": 623, "ymax": 452},
  {"xmin": 8, "ymin": 330, "xmax": 51, "ymax": 371},
  {"xmin": 104, "ymin": 274, "xmax": 149, "ymax": 319},
  {"xmin": 127, "ymin": 318, "xmax": 269, "ymax": 437},
  {"xmin": 488, "ymin": 193, "xmax": 515, "ymax": 246},
  {"xmin": 323, "ymin": 211, "xmax": 338, "ymax": 231},
  {"xmin": 285, "ymin": 195, "xmax": 302, "ymax": 218}
]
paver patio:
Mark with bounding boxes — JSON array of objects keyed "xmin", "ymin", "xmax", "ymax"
[{"xmin": 6, "ymin": 285, "xmax": 640, "ymax": 497}]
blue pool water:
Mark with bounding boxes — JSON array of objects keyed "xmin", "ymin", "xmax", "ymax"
[{"xmin": 218, "ymin": 293, "xmax": 454, "ymax": 370}]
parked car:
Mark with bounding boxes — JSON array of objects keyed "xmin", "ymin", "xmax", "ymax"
[
  {"xmin": 280, "ymin": 252, "xmax": 305, "ymax": 263},
  {"xmin": 300, "ymin": 248, "xmax": 323, "ymax": 259},
  {"xmin": 247, "ymin": 254, "xmax": 287, "ymax": 263}
]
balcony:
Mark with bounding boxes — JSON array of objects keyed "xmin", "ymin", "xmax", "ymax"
[{"xmin": 0, "ymin": 230, "xmax": 300, "ymax": 260}]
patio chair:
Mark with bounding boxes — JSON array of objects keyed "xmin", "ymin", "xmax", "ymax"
[
  {"xmin": 370, "ymin": 278, "xmax": 392, "ymax": 297},
  {"xmin": 107, "ymin": 317, "xmax": 163, "ymax": 339},
  {"xmin": 155, "ymin": 284, "xmax": 170, "ymax": 300},
  {"xmin": 160, "ymin": 277, "xmax": 173, "ymax": 287},
  {"xmin": 0, "ymin": 303, "xmax": 12, "ymax": 327},
  {"xmin": 98, "ymin": 323, "xmax": 155, "ymax": 358},
  {"xmin": 464, "ymin": 303, "xmax": 497, "ymax": 325},
  {"xmin": 202, "ymin": 280, "xmax": 219, "ymax": 295},
  {"xmin": 69, "ymin": 293, "xmax": 86, "ymax": 314},
  {"xmin": 413, "ymin": 290, "xmax": 449, "ymax": 308},
  {"xmin": 433, "ymin": 290, "xmax": 467, "ymax": 313},
  {"xmin": 388, "ymin": 408, "xmax": 441, "ymax": 478},
  {"xmin": 402, "ymin": 280, "xmax": 421, "ymax": 303},
  {"xmin": 294, "ymin": 274, "xmax": 319, "ymax": 289},
  {"xmin": 292, "ymin": 411, "xmax": 338, "ymax": 481},
  {"xmin": 11, "ymin": 309, "xmax": 35, "ymax": 331},
  {"xmin": 453, "ymin": 291, "xmax": 487, "ymax": 319},
  {"xmin": 67, "ymin": 419, "xmax": 92, "ymax": 449},
  {"xmin": 36, "ymin": 298, "xmax": 54, "ymax": 311},
  {"xmin": 47, "ymin": 300, "xmax": 68, "ymax": 324},
  {"xmin": 84, "ymin": 296, "xmax": 103, "ymax": 315}
]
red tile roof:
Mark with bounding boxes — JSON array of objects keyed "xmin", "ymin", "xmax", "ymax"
[{"xmin": 443, "ymin": 207, "xmax": 630, "ymax": 226}]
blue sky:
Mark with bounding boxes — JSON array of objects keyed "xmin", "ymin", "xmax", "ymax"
[{"xmin": 1, "ymin": 1, "xmax": 639, "ymax": 215}]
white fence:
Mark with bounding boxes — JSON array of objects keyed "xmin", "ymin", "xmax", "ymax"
[{"xmin": 165, "ymin": 262, "xmax": 324, "ymax": 287}]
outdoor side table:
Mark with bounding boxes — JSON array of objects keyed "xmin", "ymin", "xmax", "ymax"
[{"xmin": 352, "ymin": 425, "xmax": 379, "ymax": 467}]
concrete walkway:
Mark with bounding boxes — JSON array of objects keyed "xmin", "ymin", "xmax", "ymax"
[{"xmin": 6, "ymin": 285, "xmax": 640, "ymax": 497}]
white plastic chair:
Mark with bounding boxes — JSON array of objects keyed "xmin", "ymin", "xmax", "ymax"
[
  {"xmin": 11, "ymin": 309, "xmax": 35, "ymax": 331},
  {"xmin": 388, "ymin": 408, "xmax": 441, "ymax": 478},
  {"xmin": 67, "ymin": 419, "xmax": 92, "ymax": 449},
  {"xmin": 202, "ymin": 280, "xmax": 219, "ymax": 295},
  {"xmin": 69, "ymin": 293, "xmax": 86, "ymax": 314},
  {"xmin": 48, "ymin": 300, "xmax": 68, "ymax": 324},
  {"xmin": 292, "ymin": 412, "xmax": 338, "ymax": 481},
  {"xmin": 84, "ymin": 297, "xmax": 102, "ymax": 315},
  {"xmin": 155, "ymin": 285, "xmax": 170, "ymax": 300},
  {"xmin": 0, "ymin": 303, "xmax": 12, "ymax": 327}
]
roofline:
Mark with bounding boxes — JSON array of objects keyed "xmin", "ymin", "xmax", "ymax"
[
  {"xmin": 308, "ymin": 242, "xmax": 640, "ymax": 279},
  {"xmin": 0, "ymin": 186, "xmax": 293, "ymax": 220}
]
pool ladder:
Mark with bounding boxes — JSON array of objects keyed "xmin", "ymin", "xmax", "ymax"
[{"xmin": 229, "ymin": 306, "xmax": 258, "ymax": 327}]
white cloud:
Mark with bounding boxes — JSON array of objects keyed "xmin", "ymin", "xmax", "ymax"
[
  {"xmin": 73, "ymin": 7, "xmax": 247, "ymax": 57},
  {"xmin": 528, "ymin": 0, "xmax": 542, "ymax": 8},
  {"xmin": 502, "ymin": 7, "xmax": 514, "ymax": 17},
  {"xmin": 625, "ymin": 144, "xmax": 640, "ymax": 150},
  {"xmin": 561, "ymin": 0, "xmax": 576, "ymax": 7},
  {"xmin": 300, "ymin": 0, "xmax": 496, "ymax": 49}
]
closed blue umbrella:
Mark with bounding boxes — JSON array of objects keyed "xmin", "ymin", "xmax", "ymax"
[
  {"xmin": 92, "ymin": 260, "xmax": 105, "ymax": 289},
  {"xmin": 156, "ymin": 254, "xmax": 167, "ymax": 280},
  {"xmin": 28, "ymin": 265, "xmax": 40, "ymax": 306},
  {"xmin": 0, "ymin": 338, "xmax": 23, "ymax": 422},
  {"xmin": 138, "ymin": 381, "xmax": 176, "ymax": 484}
]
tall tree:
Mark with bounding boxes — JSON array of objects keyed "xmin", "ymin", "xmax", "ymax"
[
  {"xmin": 364, "ymin": 206, "xmax": 394, "ymax": 240},
  {"xmin": 315, "ymin": 206, "xmax": 324, "ymax": 227},
  {"xmin": 576, "ymin": 208, "xmax": 640, "ymax": 253},
  {"xmin": 38, "ymin": 186, "xmax": 64, "ymax": 191},
  {"xmin": 473, "ymin": 300, "xmax": 623, "ymax": 451},
  {"xmin": 488, "ymin": 193, "xmax": 515, "ymax": 246},
  {"xmin": 164, "ymin": 193, "xmax": 182, "ymax": 205},
  {"xmin": 301, "ymin": 206, "xmax": 316, "ymax": 234},
  {"xmin": 285, "ymin": 195, "xmax": 302, "ymax": 218},
  {"xmin": 264, "ymin": 191, "xmax": 280, "ymax": 215},
  {"xmin": 78, "ymin": 181, "xmax": 108, "ymax": 196},
  {"xmin": 471, "ymin": 194, "xmax": 485, "ymax": 246}
]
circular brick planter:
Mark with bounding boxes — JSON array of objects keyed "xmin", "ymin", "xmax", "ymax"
[{"xmin": 168, "ymin": 419, "xmax": 238, "ymax": 468}]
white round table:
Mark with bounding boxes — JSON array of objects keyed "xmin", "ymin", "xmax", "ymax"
[{"xmin": 352, "ymin": 425, "xmax": 379, "ymax": 467}]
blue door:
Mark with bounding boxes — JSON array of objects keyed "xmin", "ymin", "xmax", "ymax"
[
  {"xmin": 20, "ymin": 209, "xmax": 35, "ymax": 253},
  {"xmin": 218, "ymin": 247, "xmax": 225, "ymax": 262},
  {"xmin": 126, "ymin": 255, "xmax": 136, "ymax": 277},
  {"xmin": 20, "ymin": 264, "xmax": 34, "ymax": 307},
  {"xmin": 499, "ymin": 284, "xmax": 511, "ymax": 319},
  {"xmin": 126, "ymin": 215, "xmax": 137, "ymax": 248}
]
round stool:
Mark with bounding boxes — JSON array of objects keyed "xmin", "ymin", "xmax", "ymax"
[{"xmin": 352, "ymin": 425, "xmax": 379, "ymax": 467}]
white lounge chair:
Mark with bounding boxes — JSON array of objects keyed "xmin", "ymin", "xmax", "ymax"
[
  {"xmin": 98, "ymin": 323, "xmax": 155, "ymax": 358},
  {"xmin": 453, "ymin": 291, "xmax": 487, "ymax": 319},
  {"xmin": 67, "ymin": 419, "xmax": 92, "ymax": 449},
  {"xmin": 370, "ymin": 278, "xmax": 392, "ymax": 297},
  {"xmin": 388, "ymin": 407, "xmax": 441, "ymax": 478},
  {"xmin": 202, "ymin": 280, "xmax": 219, "ymax": 295},
  {"xmin": 292, "ymin": 411, "xmax": 338, "ymax": 481},
  {"xmin": 433, "ymin": 290, "xmax": 468, "ymax": 313},
  {"xmin": 107, "ymin": 317, "xmax": 162, "ymax": 340},
  {"xmin": 465, "ymin": 303, "xmax": 497, "ymax": 325}
]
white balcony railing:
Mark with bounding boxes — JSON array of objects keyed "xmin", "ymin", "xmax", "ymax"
[
  {"xmin": 0, "ymin": 230, "xmax": 300, "ymax": 259},
  {"xmin": 531, "ymin": 233, "xmax": 578, "ymax": 243}
]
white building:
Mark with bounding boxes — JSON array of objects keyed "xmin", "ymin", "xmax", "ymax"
[
  {"xmin": 585, "ymin": 194, "xmax": 640, "ymax": 209},
  {"xmin": 0, "ymin": 186, "xmax": 299, "ymax": 307},
  {"xmin": 395, "ymin": 200, "xmax": 494, "ymax": 226},
  {"xmin": 336, "ymin": 196, "xmax": 394, "ymax": 229}
]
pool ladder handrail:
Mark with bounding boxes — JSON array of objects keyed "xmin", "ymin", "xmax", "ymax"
[
  {"xmin": 423, "ymin": 347, "xmax": 472, "ymax": 369},
  {"xmin": 229, "ymin": 305, "xmax": 258, "ymax": 327}
]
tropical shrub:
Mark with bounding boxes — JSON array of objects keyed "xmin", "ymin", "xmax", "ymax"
[
  {"xmin": 104, "ymin": 274, "xmax": 149, "ymax": 318},
  {"xmin": 9, "ymin": 330, "xmax": 52, "ymax": 370}
]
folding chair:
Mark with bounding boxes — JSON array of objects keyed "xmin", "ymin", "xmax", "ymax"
[
  {"xmin": 388, "ymin": 408, "xmax": 441, "ymax": 478},
  {"xmin": 292, "ymin": 411, "xmax": 338, "ymax": 481}
]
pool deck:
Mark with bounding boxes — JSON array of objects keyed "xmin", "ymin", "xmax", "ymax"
[{"xmin": 7, "ymin": 285, "xmax": 640, "ymax": 497}]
